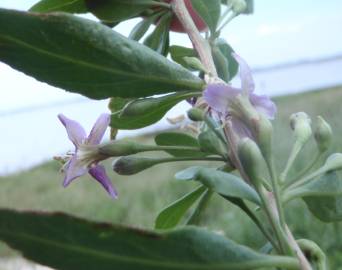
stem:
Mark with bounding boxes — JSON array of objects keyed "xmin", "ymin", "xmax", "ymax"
[
  {"xmin": 172, "ymin": 0, "xmax": 218, "ymax": 77},
  {"xmin": 285, "ymin": 227, "xmax": 313, "ymax": 270},
  {"xmin": 280, "ymin": 141, "xmax": 304, "ymax": 184},
  {"xmin": 217, "ymin": 12, "xmax": 236, "ymax": 33},
  {"xmin": 266, "ymin": 156, "xmax": 286, "ymax": 228},
  {"xmin": 284, "ymin": 166, "xmax": 327, "ymax": 191},
  {"xmin": 258, "ymin": 188, "xmax": 291, "ymax": 255},
  {"xmin": 224, "ymin": 196, "xmax": 280, "ymax": 252},
  {"xmin": 155, "ymin": 156, "xmax": 226, "ymax": 164},
  {"xmin": 187, "ymin": 189, "xmax": 213, "ymax": 225},
  {"xmin": 286, "ymin": 153, "xmax": 322, "ymax": 187},
  {"xmin": 297, "ymin": 239, "xmax": 327, "ymax": 270}
]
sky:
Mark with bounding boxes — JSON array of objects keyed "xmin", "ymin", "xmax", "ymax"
[{"xmin": 0, "ymin": 0, "xmax": 342, "ymax": 174}]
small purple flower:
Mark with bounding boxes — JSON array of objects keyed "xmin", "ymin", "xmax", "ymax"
[
  {"xmin": 203, "ymin": 53, "xmax": 276, "ymax": 137},
  {"xmin": 57, "ymin": 113, "xmax": 117, "ymax": 198}
]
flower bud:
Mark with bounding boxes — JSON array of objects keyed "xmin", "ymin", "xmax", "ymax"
[
  {"xmin": 254, "ymin": 114, "xmax": 273, "ymax": 160},
  {"xmin": 290, "ymin": 112, "xmax": 312, "ymax": 144},
  {"xmin": 231, "ymin": 0, "xmax": 247, "ymax": 14},
  {"xmin": 314, "ymin": 116, "xmax": 332, "ymax": 152},
  {"xmin": 187, "ymin": 108, "xmax": 204, "ymax": 122},
  {"xmin": 99, "ymin": 141, "xmax": 145, "ymax": 157},
  {"xmin": 113, "ymin": 157, "xmax": 158, "ymax": 175},
  {"xmin": 237, "ymin": 138, "xmax": 265, "ymax": 187},
  {"xmin": 198, "ymin": 130, "xmax": 227, "ymax": 157},
  {"xmin": 323, "ymin": 153, "xmax": 342, "ymax": 172},
  {"xmin": 183, "ymin": 56, "xmax": 206, "ymax": 72}
]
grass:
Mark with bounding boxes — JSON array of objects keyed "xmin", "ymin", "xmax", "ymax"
[{"xmin": 1, "ymin": 85, "xmax": 342, "ymax": 268}]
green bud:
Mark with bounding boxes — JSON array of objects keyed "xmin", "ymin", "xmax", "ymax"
[
  {"xmin": 232, "ymin": 0, "xmax": 247, "ymax": 14},
  {"xmin": 187, "ymin": 108, "xmax": 205, "ymax": 122},
  {"xmin": 254, "ymin": 114, "xmax": 273, "ymax": 160},
  {"xmin": 323, "ymin": 153, "xmax": 342, "ymax": 172},
  {"xmin": 198, "ymin": 130, "xmax": 227, "ymax": 157},
  {"xmin": 99, "ymin": 141, "xmax": 146, "ymax": 157},
  {"xmin": 314, "ymin": 116, "xmax": 332, "ymax": 152},
  {"xmin": 237, "ymin": 138, "xmax": 265, "ymax": 187},
  {"xmin": 113, "ymin": 157, "xmax": 158, "ymax": 175},
  {"xmin": 182, "ymin": 56, "xmax": 207, "ymax": 72},
  {"xmin": 290, "ymin": 112, "xmax": 312, "ymax": 144}
]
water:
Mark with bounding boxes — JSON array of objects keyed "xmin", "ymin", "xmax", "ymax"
[{"xmin": 1, "ymin": 59, "xmax": 342, "ymax": 176}]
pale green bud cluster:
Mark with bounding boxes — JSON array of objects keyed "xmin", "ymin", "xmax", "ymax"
[
  {"xmin": 290, "ymin": 112, "xmax": 312, "ymax": 144},
  {"xmin": 314, "ymin": 116, "xmax": 332, "ymax": 152}
]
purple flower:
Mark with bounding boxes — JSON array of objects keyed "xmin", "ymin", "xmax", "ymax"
[
  {"xmin": 57, "ymin": 113, "xmax": 117, "ymax": 198},
  {"xmin": 203, "ymin": 53, "xmax": 276, "ymax": 137}
]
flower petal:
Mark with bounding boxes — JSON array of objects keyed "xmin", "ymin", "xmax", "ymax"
[
  {"xmin": 232, "ymin": 53, "xmax": 255, "ymax": 93},
  {"xmin": 250, "ymin": 94, "xmax": 277, "ymax": 119},
  {"xmin": 231, "ymin": 117, "xmax": 253, "ymax": 139},
  {"xmin": 58, "ymin": 114, "xmax": 86, "ymax": 147},
  {"xmin": 63, "ymin": 155, "xmax": 87, "ymax": 187},
  {"xmin": 89, "ymin": 165, "xmax": 118, "ymax": 198},
  {"xmin": 203, "ymin": 83, "xmax": 240, "ymax": 114},
  {"xmin": 87, "ymin": 113, "xmax": 111, "ymax": 145}
]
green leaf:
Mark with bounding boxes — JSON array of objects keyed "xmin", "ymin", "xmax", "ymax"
[
  {"xmin": 144, "ymin": 14, "xmax": 171, "ymax": 56},
  {"xmin": 111, "ymin": 92, "xmax": 196, "ymax": 129},
  {"xmin": 108, "ymin": 97, "xmax": 131, "ymax": 139},
  {"xmin": 0, "ymin": 209, "xmax": 299, "ymax": 270},
  {"xmin": 0, "ymin": 9, "xmax": 204, "ymax": 99},
  {"xmin": 85, "ymin": 0, "xmax": 155, "ymax": 22},
  {"xmin": 176, "ymin": 167, "xmax": 261, "ymax": 205},
  {"xmin": 129, "ymin": 18, "xmax": 154, "ymax": 41},
  {"xmin": 212, "ymin": 39, "xmax": 239, "ymax": 82},
  {"xmin": 198, "ymin": 130, "xmax": 226, "ymax": 156},
  {"xmin": 169, "ymin": 45, "xmax": 197, "ymax": 70},
  {"xmin": 155, "ymin": 185, "xmax": 207, "ymax": 230},
  {"xmin": 297, "ymin": 172, "xmax": 342, "ymax": 222},
  {"xmin": 30, "ymin": 0, "xmax": 87, "ymax": 13},
  {"xmin": 155, "ymin": 132, "xmax": 206, "ymax": 157},
  {"xmin": 190, "ymin": 0, "xmax": 221, "ymax": 33}
]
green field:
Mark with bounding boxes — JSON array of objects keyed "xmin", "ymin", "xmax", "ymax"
[{"xmin": 1, "ymin": 86, "xmax": 342, "ymax": 268}]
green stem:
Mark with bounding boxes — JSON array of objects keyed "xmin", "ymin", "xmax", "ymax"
[
  {"xmin": 172, "ymin": 0, "xmax": 218, "ymax": 76},
  {"xmin": 285, "ymin": 153, "xmax": 322, "ymax": 188},
  {"xmin": 280, "ymin": 141, "xmax": 304, "ymax": 184},
  {"xmin": 217, "ymin": 12, "xmax": 236, "ymax": 32},
  {"xmin": 187, "ymin": 189, "xmax": 213, "ymax": 225},
  {"xmin": 266, "ymin": 156, "xmax": 286, "ymax": 229},
  {"xmin": 297, "ymin": 239, "xmax": 327, "ymax": 270},
  {"xmin": 284, "ymin": 166, "xmax": 327, "ymax": 191},
  {"xmin": 258, "ymin": 188, "xmax": 290, "ymax": 255}
]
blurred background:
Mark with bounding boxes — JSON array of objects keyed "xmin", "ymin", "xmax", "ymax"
[{"xmin": 0, "ymin": 1, "xmax": 342, "ymax": 269}]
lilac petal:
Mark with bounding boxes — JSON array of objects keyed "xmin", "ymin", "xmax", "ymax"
[
  {"xmin": 231, "ymin": 117, "xmax": 253, "ymax": 139},
  {"xmin": 232, "ymin": 53, "xmax": 255, "ymax": 93},
  {"xmin": 203, "ymin": 83, "xmax": 240, "ymax": 114},
  {"xmin": 63, "ymin": 155, "xmax": 87, "ymax": 187},
  {"xmin": 58, "ymin": 114, "xmax": 86, "ymax": 147},
  {"xmin": 87, "ymin": 113, "xmax": 111, "ymax": 145},
  {"xmin": 250, "ymin": 93, "xmax": 277, "ymax": 119},
  {"xmin": 89, "ymin": 165, "xmax": 118, "ymax": 198}
]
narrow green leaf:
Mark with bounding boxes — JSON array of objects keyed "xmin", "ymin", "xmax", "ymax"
[
  {"xmin": 0, "ymin": 9, "xmax": 204, "ymax": 99},
  {"xmin": 287, "ymin": 171, "xmax": 342, "ymax": 200},
  {"xmin": 85, "ymin": 0, "xmax": 155, "ymax": 22},
  {"xmin": 176, "ymin": 167, "xmax": 261, "ymax": 205},
  {"xmin": 190, "ymin": 0, "xmax": 221, "ymax": 33},
  {"xmin": 129, "ymin": 18, "xmax": 154, "ymax": 41},
  {"xmin": 30, "ymin": 0, "xmax": 87, "ymax": 13},
  {"xmin": 298, "ymin": 172, "xmax": 342, "ymax": 222},
  {"xmin": 213, "ymin": 38, "xmax": 239, "ymax": 82},
  {"xmin": 169, "ymin": 45, "xmax": 197, "ymax": 70},
  {"xmin": 155, "ymin": 132, "xmax": 206, "ymax": 157},
  {"xmin": 111, "ymin": 92, "xmax": 196, "ymax": 129},
  {"xmin": 198, "ymin": 130, "xmax": 226, "ymax": 156},
  {"xmin": 144, "ymin": 13, "xmax": 171, "ymax": 56},
  {"xmin": 0, "ymin": 209, "xmax": 300, "ymax": 270},
  {"xmin": 155, "ymin": 185, "xmax": 207, "ymax": 229},
  {"xmin": 108, "ymin": 97, "xmax": 131, "ymax": 139}
]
